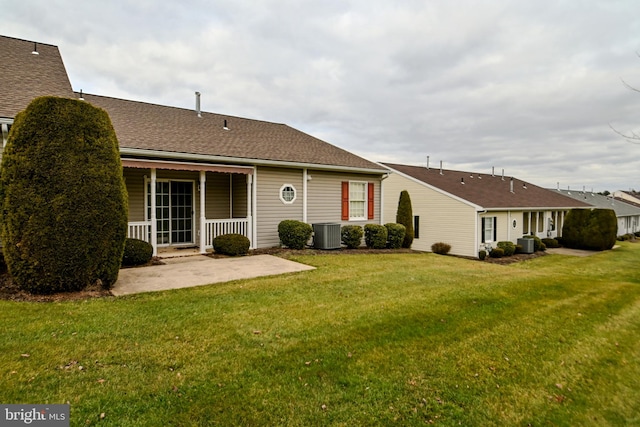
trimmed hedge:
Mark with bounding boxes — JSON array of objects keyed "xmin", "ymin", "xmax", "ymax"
[
  {"xmin": 541, "ymin": 238, "xmax": 560, "ymax": 248},
  {"xmin": 364, "ymin": 224, "xmax": 388, "ymax": 249},
  {"xmin": 0, "ymin": 97, "xmax": 128, "ymax": 294},
  {"xmin": 341, "ymin": 225, "xmax": 363, "ymax": 249},
  {"xmin": 478, "ymin": 250, "xmax": 487, "ymax": 260},
  {"xmin": 213, "ymin": 234, "xmax": 250, "ymax": 256},
  {"xmin": 497, "ymin": 241, "xmax": 516, "ymax": 257},
  {"xmin": 122, "ymin": 238, "xmax": 153, "ymax": 266},
  {"xmin": 562, "ymin": 208, "xmax": 617, "ymax": 251},
  {"xmin": 278, "ymin": 220, "xmax": 312, "ymax": 250},
  {"xmin": 490, "ymin": 247, "xmax": 505, "ymax": 258},
  {"xmin": 395, "ymin": 190, "xmax": 414, "ymax": 248},
  {"xmin": 431, "ymin": 242, "xmax": 451, "ymax": 255},
  {"xmin": 385, "ymin": 223, "xmax": 406, "ymax": 249}
]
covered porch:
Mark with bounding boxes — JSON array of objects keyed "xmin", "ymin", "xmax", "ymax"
[{"xmin": 122, "ymin": 158, "xmax": 255, "ymax": 256}]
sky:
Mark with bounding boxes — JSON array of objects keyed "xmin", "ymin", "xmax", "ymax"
[{"xmin": 2, "ymin": 0, "xmax": 640, "ymax": 192}]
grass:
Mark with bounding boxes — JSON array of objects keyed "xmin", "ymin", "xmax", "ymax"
[{"xmin": 1, "ymin": 242, "xmax": 639, "ymax": 426}]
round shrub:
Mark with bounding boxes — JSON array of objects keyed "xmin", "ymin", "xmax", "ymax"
[
  {"xmin": 213, "ymin": 234, "xmax": 250, "ymax": 256},
  {"xmin": 395, "ymin": 190, "xmax": 414, "ymax": 248},
  {"xmin": 0, "ymin": 97, "xmax": 128, "ymax": 294},
  {"xmin": 278, "ymin": 220, "xmax": 312, "ymax": 250},
  {"xmin": 478, "ymin": 250, "xmax": 487, "ymax": 260},
  {"xmin": 497, "ymin": 241, "xmax": 516, "ymax": 257},
  {"xmin": 341, "ymin": 225, "xmax": 363, "ymax": 249},
  {"xmin": 490, "ymin": 247, "xmax": 505, "ymax": 258},
  {"xmin": 364, "ymin": 224, "xmax": 388, "ymax": 249},
  {"xmin": 431, "ymin": 242, "xmax": 451, "ymax": 255},
  {"xmin": 122, "ymin": 238, "xmax": 153, "ymax": 266},
  {"xmin": 515, "ymin": 244, "xmax": 523, "ymax": 254},
  {"xmin": 385, "ymin": 223, "xmax": 406, "ymax": 249},
  {"xmin": 541, "ymin": 238, "xmax": 560, "ymax": 248},
  {"xmin": 562, "ymin": 208, "xmax": 617, "ymax": 251}
]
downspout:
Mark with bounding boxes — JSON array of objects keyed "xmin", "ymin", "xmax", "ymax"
[
  {"xmin": 252, "ymin": 168, "xmax": 258, "ymax": 249},
  {"xmin": 199, "ymin": 171, "xmax": 206, "ymax": 254},
  {"xmin": 380, "ymin": 173, "xmax": 390, "ymax": 224},
  {"xmin": 150, "ymin": 168, "xmax": 157, "ymax": 256},
  {"xmin": 303, "ymin": 168, "xmax": 308, "ymax": 223}
]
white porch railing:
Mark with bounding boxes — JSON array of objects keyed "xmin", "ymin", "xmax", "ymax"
[
  {"xmin": 128, "ymin": 218, "xmax": 251, "ymax": 248},
  {"xmin": 127, "ymin": 221, "xmax": 151, "ymax": 242},
  {"xmin": 205, "ymin": 218, "xmax": 250, "ymax": 246}
]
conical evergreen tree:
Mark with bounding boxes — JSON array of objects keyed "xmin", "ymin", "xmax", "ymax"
[{"xmin": 396, "ymin": 190, "xmax": 414, "ymax": 248}]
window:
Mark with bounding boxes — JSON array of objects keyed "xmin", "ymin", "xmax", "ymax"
[
  {"xmin": 414, "ymin": 216, "xmax": 420, "ymax": 239},
  {"xmin": 279, "ymin": 184, "xmax": 296, "ymax": 204},
  {"xmin": 341, "ymin": 181, "xmax": 374, "ymax": 221},
  {"xmin": 481, "ymin": 217, "xmax": 497, "ymax": 243}
]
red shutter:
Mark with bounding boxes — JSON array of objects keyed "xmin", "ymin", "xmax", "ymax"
[
  {"xmin": 367, "ymin": 182, "xmax": 374, "ymax": 220},
  {"xmin": 341, "ymin": 181, "xmax": 349, "ymax": 220}
]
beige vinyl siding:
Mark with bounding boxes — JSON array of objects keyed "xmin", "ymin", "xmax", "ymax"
[
  {"xmin": 205, "ymin": 172, "xmax": 231, "ymax": 219},
  {"xmin": 383, "ymin": 173, "xmax": 477, "ymax": 257},
  {"xmin": 123, "ymin": 168, "xmax": 146, "ymax": 222},
  {"xmin": 232, "ymin": 174, "xmax": 248, "ymax": 218},
  {"xmin": 255, "ymin": 167, "xmax": 304, "ymax": 248},
  {"xmin": 307, "ymin": 170, "xmax": 381, "ymax": 226}
]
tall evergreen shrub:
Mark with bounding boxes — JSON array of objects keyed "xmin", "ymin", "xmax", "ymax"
[
  {"xmin": 562, "ymin": 208, "xmax": 617, "ymax": 251},
  {"xmin": 0, "ymin": 96, "xmax": 128, "ymax": 293},
  {"xmin": 396, "ymin": 190, "xmax": 414, "ymax": 248}
]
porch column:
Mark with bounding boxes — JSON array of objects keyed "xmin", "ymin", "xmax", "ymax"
[
  {"xmin": 150, "ymin": 168, "xmax": 157, "ymax": 256},
  {"xmin": 247, "ymin": 173, "xmax": 254, "ymax": 249},
  {"xmin": 199, "ymin": 170, "xmax": 207, "ymax": 254},
  {"xmin": 528, "ymin": 212, "xmax": 532, "ymax": 236}
]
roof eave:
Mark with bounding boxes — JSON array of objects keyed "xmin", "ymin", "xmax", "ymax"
[{"xmin": 120, "ymin": 147, "xmax": 387, "ymax": 175}]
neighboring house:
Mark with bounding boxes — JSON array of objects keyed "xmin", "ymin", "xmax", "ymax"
[
  {"xmin": 381, "ymin": 163, "xmax": 590, "ymax": 258},
  {"xmin": 557, "ymin": 189, "xmax": 640, "ymax": 236},
  {"xmin": 613, "ymin": 190, "xmax": 640, "ymax": 206},
  {"xmin": 1, "ymin": 35, "xmax": 388, "ymax": 254}
]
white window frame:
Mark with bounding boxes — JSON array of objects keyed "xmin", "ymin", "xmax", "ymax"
[
  {"xmin": 279, "ymin": 184, "xmax": 297, "ymax": 204},
  {"xmin": 349, "ymin": 181, "xmax": 367, "ymax": 221}
]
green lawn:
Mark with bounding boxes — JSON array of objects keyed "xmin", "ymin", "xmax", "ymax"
[{"xmin": 1, "ymin": 242, "xmax": 639, "ymax": 426}]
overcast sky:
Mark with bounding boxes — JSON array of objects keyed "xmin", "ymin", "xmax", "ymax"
[{"xmin": 3, "ymin": 1, "xmax": 640, "ymax": 191}]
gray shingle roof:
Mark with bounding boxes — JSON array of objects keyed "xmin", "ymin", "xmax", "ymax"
[
  {"xmin": 382, "ymin": 163, "xmax": 591, "ymax": 209},
  {"xmin": 80, "ymin": 93, "xmax": 385, "ymax": 172},
  {"xmin": 556, "ymin": 189, "xmax": 640, "ymax": 216},
  {"xmin": 0, "ymin": 35, "xmax": 74, "ymax": 118}
]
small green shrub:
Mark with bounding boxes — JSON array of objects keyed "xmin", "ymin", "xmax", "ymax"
[
  {"xmin": 385, "ymin": 223, "xmax": 406, "ymax": 249},
  {"xmin": 515, "ymin": 244, "xmax": 523, "ymax": 254},
  {"xmin": 497, "ymin": 241, "xmax": 515, "ymax": 257},
  {"xmin": 635, "ymin": 231, "xmax": 640, "ymax": 237},
  {"xmin": 341, "ymin": 225, "xmax": 363, "ymax": 249},
  {"xmin": 122, "ymin": 238, "xmax": 153, "ymax": 266},
  {"xmin": 364, "ymin": 224, "xmax": 388, "ymax": 249},
  {"xmin": 478, "ymin": 250, "xmax": 487, "ymax": 260},
  {"xmin": 541, "ymin": 238, "xmax": 560, "ymax": 248},
  {"xmin": 490, "ymin": 247, "xmax": 505, "ymax": 258},
  {"xmin": 431, "ymin": 242, "xmax": 451, "ymax": 255},
  {"xmin": 213, "ymin": 234, "xmax": 250, "ymax": 256},
  {"xmin": 278, "ymin": 220, "xmax": 312, "ymax": 250}
]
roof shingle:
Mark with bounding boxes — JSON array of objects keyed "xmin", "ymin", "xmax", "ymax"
[{"xmin": 383, "ymin": 163, "xmax": 591, "ymax": 209}]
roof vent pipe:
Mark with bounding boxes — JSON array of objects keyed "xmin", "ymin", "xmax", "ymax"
[
  {"xmin": 223, "ymin": 119, "xmax": 229, "ymax": 130},
  {"xmin": 461, "ymin": 177, "xmax": 465, "ymax": 184},
  {"xmin": 557, "ymin": 182, "xmax": 560, "ymax": 191},
  {"xmin": 31, "ymin": 42, "xmax": 39, "ymax": 55},
  {"xmin": 501, "ymin": 169, "xmax": 505, "ymax": 181},
  {"xmin": 492, "ymin": 166, "xmax": 495, "ymax": 177},
  {"xmin": 79, "ymin": 89, "xmax": 84, "ymax": 101},
  {"xmin": 439, "ymin": 161, "xmax": 443, "ymax": 175},
  {"xmin": 195, "ymin": 92, "xmax": 201, "ymax": 118},
  {"xmin": 510, "ymin": 177, "xmax": 514, "ymax": 193},
  {"xmin": 426, "ymin": 156, "xmax": 430, "ymax": 170}
]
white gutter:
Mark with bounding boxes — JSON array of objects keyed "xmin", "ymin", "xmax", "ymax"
[{"xmin": 119, "ymin": 147, "xmax": 387, "ymax": 175}]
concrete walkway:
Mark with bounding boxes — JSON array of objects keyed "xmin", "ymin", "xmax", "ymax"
[{"xmin": 112, "ymin": 255, "xmax": 315, "ymax": 296}]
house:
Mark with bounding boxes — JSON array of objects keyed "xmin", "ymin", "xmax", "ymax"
[
  {"xmin": 613, "ymin": 190, "xmax": 640, "ymax": 206},
  {"xmin": 1, "ymin": 35, "xmax": 388, "ymax": 255},
  {"xmin": 556, "ymin": 189, "xmax": 640, "ymax": 236},
  {"xmin": 381, "ymin": 163, "xmax": 590, "ymax": 258}
]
